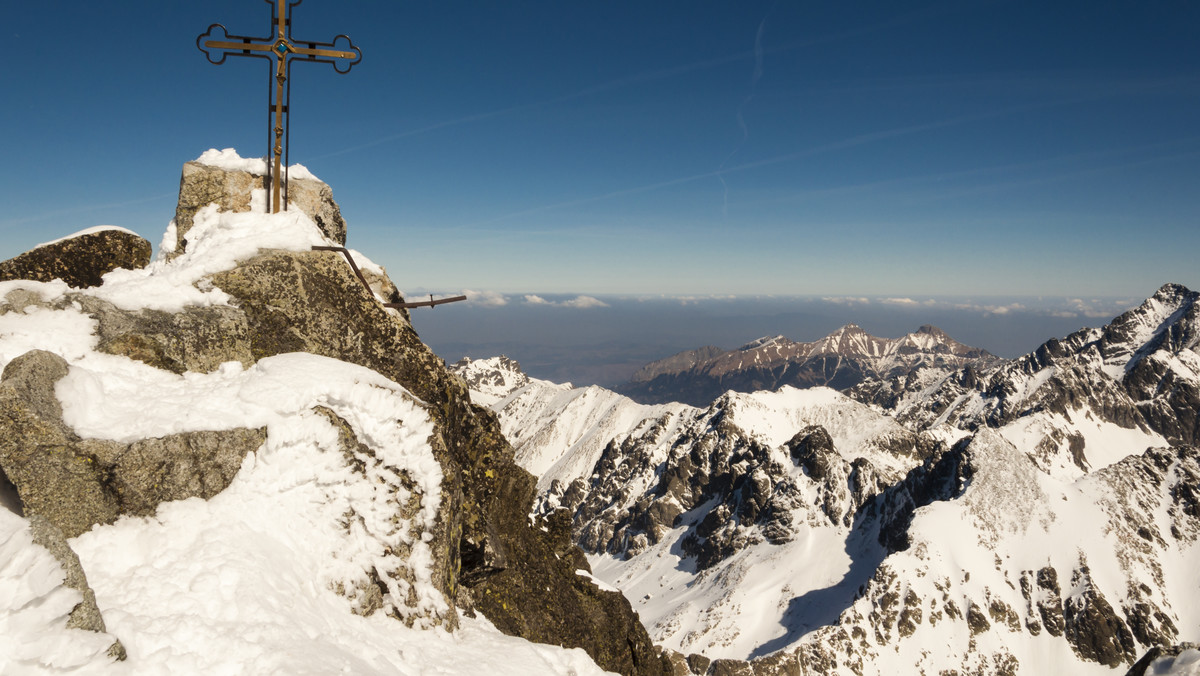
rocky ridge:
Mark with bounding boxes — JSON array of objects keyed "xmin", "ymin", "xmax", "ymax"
[
  {"xmin": 852, "ymin": 283, "xmax": 1200, "ymax": 478},
  {"xmin": 618, "ymin": 323, "xmax": 1001, "ymax": 406},
  {"xmin": 0, "ymin": 155, "xmax": 669, "ymax": 675}
]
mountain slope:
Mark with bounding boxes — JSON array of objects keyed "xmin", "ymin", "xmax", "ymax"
[
  {"xmin": 461, "ymin": 285, "xmax": 1200, "ymax": 674},
  {"xmin": 853, "ymin": 283, "xmax": 1199, "ymax": 479},
  {"xmin": 617, "ymin": 324, "xmax": 1000, "ymax": 407}
]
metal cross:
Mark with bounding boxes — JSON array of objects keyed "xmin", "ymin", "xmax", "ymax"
[{"xmin": 198, "ymin": 0, "xmax": 362, "ymax": 213}]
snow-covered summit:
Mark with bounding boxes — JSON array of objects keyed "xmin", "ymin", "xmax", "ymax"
[
  {"xmin": 452, "ymin": 355, "xmax": 534, "ymax": 407},
  {"xmin": 0, "ymin": 154, "xmax": 656, "ymax": 675}
]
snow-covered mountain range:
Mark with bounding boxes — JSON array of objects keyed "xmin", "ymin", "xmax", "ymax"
[
  {"xmin": 616, "ymin": 324, "xmax": 1001, "ymax": 406},
  {"xmin": 455, "ymin": 284, "xmax": 1200, "ymax": 675}
]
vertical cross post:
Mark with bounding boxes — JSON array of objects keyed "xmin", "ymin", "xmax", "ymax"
[{"xmin": 198, "ymin": 0, "xmax": 361, "ymax": 213}]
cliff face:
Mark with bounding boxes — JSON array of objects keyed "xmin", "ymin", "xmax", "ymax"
[{"xmin": 0, "ymin": 154, "xmax": 665, "ymax": 675}]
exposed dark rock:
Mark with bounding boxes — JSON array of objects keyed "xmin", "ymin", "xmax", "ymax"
[
  {"xmin": 0, "ymin": 228, "xmax": 151, "ymax": 289},
  {"xmin": 966, "ymin": 602, "xmax": 991, "ymax": 636},
  {"xmin": 1063, "ymin": 567, "xmax": 1138, "ymax": 667},
  {"xmin": 1036, "ymin": 566, "xmax": 1066, "ymax": 638},
  {"xmin": 1125, "ymin": 642, "xmax": 1200, "ymax": 676},
  {"xmin": 0, "ymin": 350, "xmax": 266, "ymax": 539},
  {"xmin": 709, "ymin": 659, "xmax": 754, "ymax": 676},
  {"xmin": 686, "ymin": 653, "xmax": 712, "ymax": 675},
  {"xmin": 27, "ymin": 514, "xmax": 126, "ymax": 660},
  {"xmin": 82, "ymin": 296, "xmax": 255, "ymax": 374}
]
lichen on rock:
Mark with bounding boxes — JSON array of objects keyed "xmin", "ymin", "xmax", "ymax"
[{"xmin": 0, "ymin": 228, "xmax": 151, "ymax": 290}]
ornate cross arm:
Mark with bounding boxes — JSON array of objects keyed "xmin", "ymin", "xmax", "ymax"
[{"xmin": 197, "ymin": 1, "xmax": 361, "ymax": 213}]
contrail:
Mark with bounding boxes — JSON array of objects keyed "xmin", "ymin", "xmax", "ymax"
[
  {"xmin": 718, "ymin": 1, "xmax": 778, "ymax": 216},
  {"xmin": 314, "ymin": 5, "xmax": 953, "ymax": 161}
]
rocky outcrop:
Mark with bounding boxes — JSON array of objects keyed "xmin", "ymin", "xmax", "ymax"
[
  {"xmin": 0, "ymin": 350, "xmax": 266, "ymax": 539},
  {"xmin": 203, "ymin": 246, "xmax": 666, "ymax": 674},
  {"xmin": 173, "ymin": 159, "xmax": 346, "ymax": 252},
  {"xmin": 27, "ymin": 514, "xmax": 126, "ymax": 660},
  {"xmin": 0, "ymin": 228, "xmax": 151, "ymax": 289},
  {"xmin": 0, "ymin": 158, "xmax": 668, "ymax": 674}
]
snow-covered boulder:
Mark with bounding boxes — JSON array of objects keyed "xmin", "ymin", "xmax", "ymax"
[
  {"xmin": 0, "ymin": 226, "xmax": 151, "ymax": 289},
  {"xmin": 0, "ymin": 349, "xmax": 266, "ymax": 539}
]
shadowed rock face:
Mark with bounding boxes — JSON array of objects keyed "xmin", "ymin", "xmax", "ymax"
[
  {"xmin": 0, "ymin": 228, "xmax": 151, "ymax": 289},
  {"xmin": 208, "ymin": 248, "xmax": 667, "ymax": 674}
]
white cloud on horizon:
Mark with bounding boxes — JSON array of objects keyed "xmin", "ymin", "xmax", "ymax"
[
  {"xmin": 523, "ymin": 294, "xmax": 609, "ymax": 309},
  {"xmin": 816, "ymin": 295, "xmax": 1132, "ymax": 318},
  {"xmin": 462, "ymin": 289, "xmax": 509, "ymax": 307}
]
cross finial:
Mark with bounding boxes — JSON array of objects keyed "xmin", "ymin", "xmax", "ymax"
[{"xmin": 198, "ymin": 0, "xmax": 361, "ymax": 213}]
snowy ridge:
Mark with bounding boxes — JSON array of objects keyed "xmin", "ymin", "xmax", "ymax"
[
  {"xmin": 855, "ymin": 283, "xmax": 1200, "ymax": 478},
  {"xmin": 453, "ymin": 355, "xmax": 536, "ymax": 407},
  {"xmin": 452, "ymin": 356, "xmax": 687, "ymax": 490},
  {"xmin": 0, "ymin": 191, "xmax": 611, "ymax": 674}
]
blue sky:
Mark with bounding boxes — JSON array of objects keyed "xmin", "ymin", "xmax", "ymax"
[{"xmin": 2, "ymin": 2, "xmax": 1198, "ymax": 305}]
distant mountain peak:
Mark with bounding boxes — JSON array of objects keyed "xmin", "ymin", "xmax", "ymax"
[
  {"xmin": 617, "ymin": 324, "xmax": 999, "ymax": 406},
  {"xmin": 451, "ymin": 355, "xmax": 531, "ymax": 406},
  {"xmin": 915, "ymin": 324, "xmax": 949, "ymax": 338}
]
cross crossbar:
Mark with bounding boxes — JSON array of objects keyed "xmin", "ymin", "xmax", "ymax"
[{"xmin": 198, "ymin": 0, "xmax": 361, "ymax": 213}]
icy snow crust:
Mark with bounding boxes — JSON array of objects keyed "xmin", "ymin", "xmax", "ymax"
[
  {"xmin": 195, "ymin": 147, "xmax": 320, "ymax": 182},
  {"xmin": 34, "ymin": 226, "xmax": 142, "ymax": 251},
  {"xmin": 0, "ymin": 195, "xmax": 609, "ymax": 674}
]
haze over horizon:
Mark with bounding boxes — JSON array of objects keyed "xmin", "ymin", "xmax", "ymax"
[{"xmin": 411, "ymin": 290, "xmax": 1155, "ymax": 388}]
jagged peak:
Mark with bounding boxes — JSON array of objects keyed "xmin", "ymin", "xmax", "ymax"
[
  {"xmin": 456, "ymin": 354, "xmax": 526, "ymax": 375},
  {"xmin": 1151, "ymin": 282, "xmax": 1196, "ymax": 304},
  {"xmin": 915, "ymin": 324, "xmax": 949, "ymax": 339}
]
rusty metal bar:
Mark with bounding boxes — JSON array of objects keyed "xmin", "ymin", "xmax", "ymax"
[{"xmin": 311, "ymin": 246, "xmax": 468, "ymax": 309}]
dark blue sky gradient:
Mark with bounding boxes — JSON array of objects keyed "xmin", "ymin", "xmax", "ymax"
[{"xmin": 2, "ymin": 1, "xmax": 1198, "ymax": 300}]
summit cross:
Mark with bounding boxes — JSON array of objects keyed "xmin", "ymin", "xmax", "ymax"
[{"xmin": 198, "ymin": 0, "xmax": 362, "ymax": 213}]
